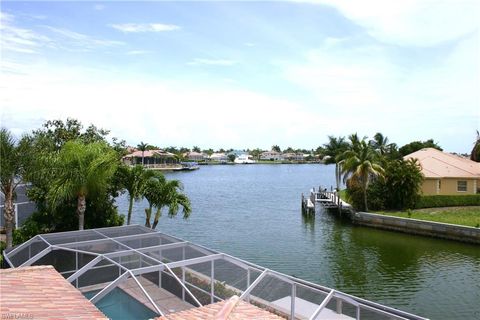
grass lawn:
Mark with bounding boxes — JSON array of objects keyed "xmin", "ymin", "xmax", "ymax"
[{"xmin": 375, "ymin": 206, "xmax": 480, "ymax": 228}]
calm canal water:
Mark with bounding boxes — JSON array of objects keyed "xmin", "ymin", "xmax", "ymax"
[{"xmin": 117, "ymin": 164, "xmax": 480, "ymax": 320}]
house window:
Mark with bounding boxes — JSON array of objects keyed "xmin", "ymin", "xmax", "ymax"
[{"xmin": 457, "ymin": 181, "xmax": 467, "ymax": 192}]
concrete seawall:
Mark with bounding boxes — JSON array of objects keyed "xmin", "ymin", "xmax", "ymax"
[{"xmin": 353, "ymin": 212, "xmax": 480, "ymax": 244}]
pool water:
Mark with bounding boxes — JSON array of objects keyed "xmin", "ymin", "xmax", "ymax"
[{"xmin": 84, "ymin": 288, "xmax": 157, "ymax": 320}]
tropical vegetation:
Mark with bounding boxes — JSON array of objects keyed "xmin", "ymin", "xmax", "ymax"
[
  {"xmin": 1, "ymin": 118, "xmax": 193, "ymax": 251},
  {"xmin": 0, "ymin": 129, "xmax": 27, "ymax": 248},
  {"xmin": 47, "ymin": 140, "xmax": 118, "ymax": 230},
  {"xmin": 143, "ymin": 172, "xmax": 191, "ymax": 229},
  {"xmin": 319, "ymin": 132, "xmax": 426, "ymax": 212}
]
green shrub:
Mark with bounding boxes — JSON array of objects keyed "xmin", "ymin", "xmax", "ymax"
[{"xmin": 416, "ymin": 195, "xmax": 480, "ymax": 208}]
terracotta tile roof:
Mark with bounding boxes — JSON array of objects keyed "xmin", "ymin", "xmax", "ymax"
[
  {"xmin": 124, "ymin": 149, "xmax": 175, "ymax": 158},
  {"xmin": 156, "ymin": 297, "xmax": 285, "ymax": 320},
  {"xmin": 404, "ymin": 148, "xmax": 480, "ymax": 179},
  {"xmin": 0, "ymin": 266, "xmax": 107, "ymax": 320}
]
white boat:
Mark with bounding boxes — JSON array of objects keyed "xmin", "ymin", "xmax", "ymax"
[{"xmin": 234, "ymin": 154, "xmax": 256, "ymax": 164}]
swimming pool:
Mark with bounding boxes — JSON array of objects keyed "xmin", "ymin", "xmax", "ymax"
[{"xmin": 84, "ymin": 288, "xmax": 157, "ymax": 320}]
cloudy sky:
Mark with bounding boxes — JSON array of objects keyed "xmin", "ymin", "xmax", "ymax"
[{"xmin": 1, "ymin": 1, "xmax": 478, "ymax": 152}]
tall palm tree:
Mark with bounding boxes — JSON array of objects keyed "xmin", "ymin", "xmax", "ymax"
[
  {"xmin": 322, "ymin": 136, "xmax": 349, "ymax": 191},
  {"xmin": 369, "ymin": 132, "xmax": 389, "ymax": 156},
  {"xmin": 143, "ymin": 174, "xmax": 191, "ymax": 229},
  {"xmin": 0, "ymin": 129, "xmax": 25, "ymax": 248},
  {"xmin": 342, "ymin": 140, "xmax": 385, "ymax": 211},
  {"xmin": 137, "ymin": 141, "xmax": 148, "ymax": 165},
  {"xmin": 471, "ymin": 130, "xmax": 480, "ymax": 162},
  {"xmin": 48, "ymin": 140, "xmax": 118, "ymax": 230},
  {"xmin": 116, "ymin": 164, "xmax": 155, "ymax": 225}
]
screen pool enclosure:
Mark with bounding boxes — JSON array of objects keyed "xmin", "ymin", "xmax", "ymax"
[{"xmin": 4, "ymin": 225, "xmax": 428, "ymax": 320}]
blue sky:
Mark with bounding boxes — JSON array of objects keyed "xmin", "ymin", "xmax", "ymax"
[{"xmin": 1, "ymin": 1, "xmax": 479, "ymax": 152}]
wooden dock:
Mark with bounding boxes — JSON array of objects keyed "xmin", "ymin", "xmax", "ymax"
[{"xmin": 302, "ymin": 187, "xmax": 352, "ymax": 215}]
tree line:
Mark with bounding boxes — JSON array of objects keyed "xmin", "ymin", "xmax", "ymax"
[
  {"xmin": 1, "ymin": 119, "xmax": 190, "ymax": 249},
  {"xmin": 319, "ymin": 133, "xmax": 436, "ymax": 212}
]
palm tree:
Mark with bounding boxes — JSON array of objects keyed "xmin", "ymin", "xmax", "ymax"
[
  {"xmin": 471, "ymin": 130, "xmax": 480, "ymax": 162},
  {"xmin": 48, "ymin": 140, "xmax": 118, "ymax": 230},
  {"xmin": 143, "ymin": 173, "xmax": 191, "ymax": 229},
  {"xmin": 0, "ymin": 129, "xmax": 25, "ymax": 248},
  {"xmin": 342, "ymin": 140, "xmax": 384, "ymax": 211},
  {"xmin": 369, "ymin": 132, "xmax": 389, "ymax": 155},
  {"xmin": 321, "ymin": 136, "xmax": 349, "ymax": 191},
  {"xmin": 116, "ymin": 164, "xmax": 155, "ymax": 225},
  {"xmin": 137, "ymin": 141, "xmax": 148, "ymax": 165}
]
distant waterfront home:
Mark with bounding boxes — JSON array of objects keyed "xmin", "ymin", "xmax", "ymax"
[
  {"xmin": 210, "ymin": 152, "xmax": 228, "ymax": 162},
  {"xmin": 123, "ymin": 149, "xmax": 178, "ymax": 166},
  {"xmin": 260, "ymin": 151, "xmax": 284, "ymax": 161},
  {"xmin": 404, "ymin": 148, "xmax": 480, "ymax": 195},
  {"xmin": 184, "ymin": 151, "xmax": 208, "ymax": 162},
  {"xmin": 283, "ymin": 152, "xmax": 304, "ymax": 161}
]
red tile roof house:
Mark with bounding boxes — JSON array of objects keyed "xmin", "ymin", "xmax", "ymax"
[
  {"xmin": 0, "ymin": 266, "xmax": 107, "ymax": 320},
  {"xmin": 122, "ymin": 149, "xmax": 179, "ymax": 169},
  {"xmin": 404, "ymin": 148, "xmax": 480, "ymax": 195}
]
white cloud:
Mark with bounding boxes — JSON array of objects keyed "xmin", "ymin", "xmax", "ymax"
[
  {"xmin": 93, "ymin": 4, "xmax": 105, "ymax": 11},
  {"xmin": 0, "ymin": 13, "xmax": 123, "ymax": 54},
  {"xmin": 281, "ymin": 33, "xmax": 479, "ymax": 151},
  {"xmin": 110, "ymin": 23, "xmax": 180, "ymax": 33},
  {"xmin": 301, "ymin": 0, "xmax": 479, "ymax": 46},
  {"xmin": 43, "ymin": 26, "xmax": 124, "ymax": 49},
  {"xmin": 188, "ymin": 58, "xmax": 238, "ymax": 66},
  {"xmin": 0, "ymin": 64, "xmax": 329, "ymax": 150},
  {"xmin": 126, "ymin": 50, "xmax": 152, "ymax": 55},
  {"xmin": 0, "ymin": 12, "xmax": 52, "ymax": 54}
]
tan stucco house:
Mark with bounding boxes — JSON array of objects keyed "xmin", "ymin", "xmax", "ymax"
[{"xmin": 404, "ymin": 148, "xmax": 480, "ymax": 195}]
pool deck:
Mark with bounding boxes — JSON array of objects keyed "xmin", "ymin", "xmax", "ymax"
[
  {"xmin": 272, "ymin": 296, "xmax": 354, "ymax": 320},
  {"xmin": 119, "ymin": 277, "xmax": 194, "ymax": 315}
]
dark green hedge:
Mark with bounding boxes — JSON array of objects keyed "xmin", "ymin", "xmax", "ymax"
[{"xmin": 416, "ymin": 195, "xmax": 480, "ymax": 208}]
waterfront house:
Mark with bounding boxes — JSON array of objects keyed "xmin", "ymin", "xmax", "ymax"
[
  {"xmin": 184, "ymin": 151, "xmax": 208, "ymax": 162},
  {"xmin": 260, "ymin": 151, "xmax": 284, "ymax": 161},
  {"xmin": 404, "ymin": 148, "xmax": 480, "ymax": 195},
  {"xmin": 210, "ymin": 152, "xmax": 228, "ymax": 162},
  {"xmin": 283, "ymin": 152, "xmax": 304, "ymax": 161},
  {"xmin": 122, "ymin": 149, "xmax": 179, "ymax": 167}
]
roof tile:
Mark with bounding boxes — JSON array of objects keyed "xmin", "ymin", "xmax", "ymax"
[{"xmin": 0, "ymin": 266, "xmax": 107, "ymax": 320}]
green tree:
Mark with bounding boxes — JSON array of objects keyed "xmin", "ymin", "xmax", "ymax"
[
  {"xmin": 0, "ymin": 129, "xmax": 27, "ymax": 248},
  {"xmin": 116, "ymin": 165, "xmax": 155, "ymax": 225},
  {"xmin": 271, "ymin": 145, "xmax": 281, "ymax": 152},
  {"xmin": 471, "ymin": 130, "xmax": 480, "ymax": 162},
  {"xmin": 369, "ymin": 132, "xmax": 390, "ymax": 156},
  {"xmin": 250, "ymin": 148, "xmax": 262, "ymax": 160},
  {"xmin": 383, "ymin": 159, "xmax": 423, "ymax": 209},
  {"xmin": 143, "ymin": 174, "xmax": 191, "ymax": 229},
  {"xmin": 203, "ymin": 148, "xmax": 214, "ymax": 157},
  {"xmin": 48, "ymin": 140, "xmax": 118, "ymax": 230},
  {"xmin": 227, "ymin": 154, "xmax": 236, "ymax": 162},
  {"xmin": 35, "ymin": 118, "xmax": 110, "ymax": 150},
  {"xmin": 137, "ymin": 142, "xmax": 148, "ymax": 165},
  {"xmin": 321, "ymin": 136, "xmax": 349, "ymax": 191},
  {"xmin": 192, "ymin": 146, "xmax": 201, "ymax": 153},
  {"xmin": 342, "ymin": 140, "xmax": 384, "ymax": 211},
  {"xmin": 399, "ymin": 139, "xmax": 442, "ymax": 157}
]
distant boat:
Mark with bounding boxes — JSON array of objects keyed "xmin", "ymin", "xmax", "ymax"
[
  {"xmin": 234, "ymin": 154, "xmax": 256, "ymax": 164},
  {"xmin": 180, "ymin": 162, "xmax": 200, "ymax": 170}
]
